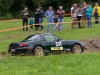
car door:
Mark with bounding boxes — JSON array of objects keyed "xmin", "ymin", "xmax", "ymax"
[
  {"xmin": 61, "ymin": 40, "xmax": 69, "ymax": 50},
  {"xmin": 44, "ymin": 34, "xmax": 56, "ymax": 51},
  {"xmin": 53, "ymin": 35, "xmax": 67, "ymax": 50}
]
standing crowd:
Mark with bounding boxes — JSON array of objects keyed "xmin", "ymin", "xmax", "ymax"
[
  {"xmin": 71, "ymin": 2, "xmax": 100, "ymax": 29},
  {"xmin": 21, "ymin": 2, "xmax": 100, "ymax": 32},
  {"xmin": 21, "ymin": 6, "xmax": 65, "ymax": 32}
]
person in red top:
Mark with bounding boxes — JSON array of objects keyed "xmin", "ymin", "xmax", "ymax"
[{"xmin": 57, "ymin": 6, "xmax": 65, "ymax": 31}]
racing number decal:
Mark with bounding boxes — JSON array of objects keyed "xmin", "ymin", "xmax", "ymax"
[
  {"xmin": 56, "ymin": 41, "xmax": 62, "ymax": 47},
  {"xmin": 51, "ymin": 41, "xmax": 63, "ymax": 50}
]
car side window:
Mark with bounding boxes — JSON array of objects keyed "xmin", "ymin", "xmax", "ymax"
[
  {"xmin": 44, "ymin": 34, "xmax": 55, "ymax": 41},
  {"xmin": 53, "ymin": 35, "xmax": 61, "ymax": 41},
  {"xmin": 26, "ymin": 35, "xmax": 41, "ymax": 41},
  {"xmin": 54, "ymin": 36, "xmax": 60, "ymax": 40}
]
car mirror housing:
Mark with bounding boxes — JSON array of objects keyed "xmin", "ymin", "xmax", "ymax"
[{"xmin": 56, "ymin": 39, "xmax": 60, "ymax": 42}]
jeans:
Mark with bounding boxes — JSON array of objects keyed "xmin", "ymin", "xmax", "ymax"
[
  {"xmin": 58, "ymin": 18, "xmax": 64, "ymax": 30},
  {"xmin": 94, "ymin": 13, "xmax": 99, "ymax": 24},
  {"xmin": 47, "ymin": 19, "xmax": 54, "ymax": 32},
  {"xmin": 39, "ymin": 18, "xmax": 44, "ymax": 30},
  {"xmin": 86, "ymin": 15, "xmax": 92, "ymax": 28},
  {"xmin": 23, "ymin": 18, "xmax": 28, "ymax": 31}
]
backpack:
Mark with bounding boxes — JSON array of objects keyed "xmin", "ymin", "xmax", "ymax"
[
  {"xmin": 40, "ymin": 10, "xmax": 44, "ymax": 18},
  {"xmin": 54, "ymin": 18, "xmax": 58, "ymax": 22},
  {"xmin": 94, "ymin": 8, "xmax": 98, "ymax": 13}
]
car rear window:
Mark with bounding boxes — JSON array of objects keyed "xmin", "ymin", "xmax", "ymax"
[{"xmin": 24, "ymin": 34, "xmax": 41, "ymax": 41}]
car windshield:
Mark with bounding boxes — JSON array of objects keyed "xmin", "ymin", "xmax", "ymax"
[{"xmin": 23, "ymin": 34, "xmax": 41, "ymax": 41}]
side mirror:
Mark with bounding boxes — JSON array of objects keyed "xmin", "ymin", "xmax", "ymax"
[{"xmin": 56, "ymin": 39, "xmax": 60, "ymax": 42}]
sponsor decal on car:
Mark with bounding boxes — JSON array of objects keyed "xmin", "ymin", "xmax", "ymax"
[{"xmin": 51, "ymin": 47, "xmax": 63, "ymax": 50}]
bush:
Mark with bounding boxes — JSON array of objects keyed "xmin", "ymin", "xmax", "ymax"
[
  {"xmin": 4, "ymin": 13, "xmax": 14, "ymax": 20},
  {"xmin": 0, "ymin": 16, "xmax": 5, "ymax": 20},
  {"xmin": 0, "ymin": 13, "xmax": 14, "ymax": 20},
  {"xmin": 14, "ymin": 14, "xmax": 21, "ymax": 19}
]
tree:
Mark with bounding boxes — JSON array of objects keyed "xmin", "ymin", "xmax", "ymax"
[
  {"xmin": 0, "ymin": 0, "xmax": 15, "ymax": 16},
  {"xmin": 0, "ymin": 0, "xmax": 98, "ymax": 20}
]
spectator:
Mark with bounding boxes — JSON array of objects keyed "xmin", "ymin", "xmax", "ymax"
[
  {"xmin": 45, "ymin": 6, "xmax": 55, "ymax": 33},
  {"xmin": 54, "ymin": 15, "xmax": 59, "ymax": 31},
  {"xmin": 86, "ymin": 4, "xmax": 93, "ymax": 28},
  {"xmin": 35, "ymin": 8, "xmax": 40, "ymax": 31},
  {"xmin": 82, "ymin": 2, "xmax": 87, "ymax": 28},
  {"xmin": 71, "ymin": 4, "xmax": 74, "ymax": 26},
  {"xmin": 39, "ymin": 7, "xmax": 44, "ymax": 31},
  {"xmin": 71, "ymin": 4, "xmax": 78, "ymax": 28},
  {"xmin": 71, "ymin": 4, "xmax": 75, "ymax": 18},
  {"xmin": 21, "ymin": 6, "xmax": 29, "ymax": 31},
  {"xmin": 93, "ymin": 3, "xmax": 100, "ymax": 24},
  {"xmin": 57, "ymin": 6, "xmax": 65, "ymax": 31},
  {"xmin": 77, "ymin": 5, "xmax": 83, "ymax": 28},
  {"xmin": 29, "ymin": 17, "xmax": 34, "ymax": 30}
]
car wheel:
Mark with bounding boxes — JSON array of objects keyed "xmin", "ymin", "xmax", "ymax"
[
  {"xmin": 72, "ymin": 44, "xmax": 82, "ymax": 54},
  {"xmin": 34, "ymin": 46, "xmax": 44, "ymax": 56}
]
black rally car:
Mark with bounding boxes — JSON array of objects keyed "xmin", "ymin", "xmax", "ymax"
[{"xmin": 8, "ymin": 33, "xmax": 84, "ymax": 56}]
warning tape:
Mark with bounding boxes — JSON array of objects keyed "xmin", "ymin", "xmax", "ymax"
[{"xmin": 0, "ymin": 19, "xmax": 98, "ymax": 33}]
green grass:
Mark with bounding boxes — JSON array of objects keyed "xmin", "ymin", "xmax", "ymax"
[
  {"xmin": 1, "ymin": 53, "xmax": 100, "ymax": 75},
  {"xmin": 0, "ymin": 17, "xmax": 100, "ymax": 75}
]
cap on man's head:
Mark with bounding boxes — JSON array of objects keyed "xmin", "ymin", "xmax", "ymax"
[
  {"xmin": 30, "ymin": 17, "xmax": 33, "ymax": 18},
  {"xmin": 25, "ymin": 6, "xmax": 28, "ymax": 8}
]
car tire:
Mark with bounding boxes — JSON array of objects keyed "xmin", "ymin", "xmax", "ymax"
[
  {"xmin": 34, "ymin": 46, "xmax": 44, "ymax": 56},
  {"xmin": 72, "ymin": 44, "xmax": 82, "ymax": 54}
]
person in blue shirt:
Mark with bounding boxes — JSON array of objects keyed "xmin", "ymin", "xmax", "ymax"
[
  {"xmin": 29, "ymin": 17, "xmax": 34, "ymax": 29},
  {"xmin": 45, "ymin": 6, "xmax": 55, "ymax": 33},
  {"xmin": 86, "ymin": 4, "xmax": 93, "ymax": 28}
]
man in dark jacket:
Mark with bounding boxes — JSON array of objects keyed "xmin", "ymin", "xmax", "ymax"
[
  {"xmin": 35, "ymin": 7, "xmax": 40, "ymax": 31},
  {"xmin": 39, "ymin": 7, "xmax": 44, "ymax": 31},
  {"xmin": 21, "ymin": 6, "xmax": 29, "ymax": 31}
]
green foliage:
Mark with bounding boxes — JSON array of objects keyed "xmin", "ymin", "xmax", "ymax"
[
  {"xmin": 0, "ymin": 0, "xmax": 15, "ymax": 15},
  {"xmin": 0, "ymin": 13, "xmax": 14, "ymax": 20},
  {"xmin": 0, "ymin": 0, "xmax": 99, "ymax": 19},
  {"xmin": 32, "ymin": 0, "xmax": 47, "ymax": 6}
]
